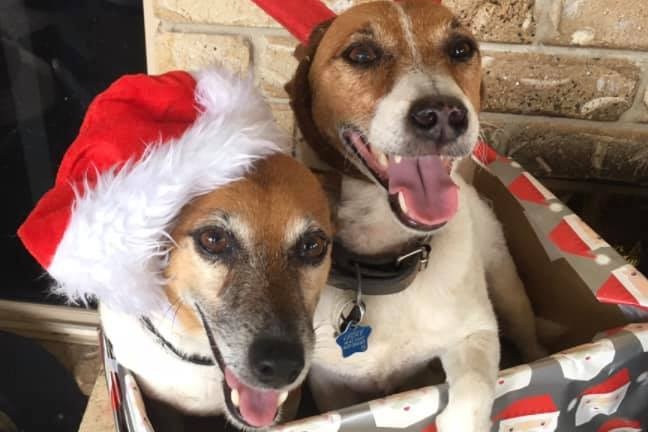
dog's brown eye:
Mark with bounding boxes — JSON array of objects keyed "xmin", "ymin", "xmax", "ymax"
[
  {"xmin": 197, "ymin": 227, "xmax": 229, "ymax": 255},
  {"xmin": 343, "ymin": 43, "xmax": 381, "ymax": 66},
  {"xmin": 297, "ymin": 231, "xmax": 329, "ymax": 264},
  {"xmin": 448, "ymin": 39, "xmax": 475, "ymax": 62}
]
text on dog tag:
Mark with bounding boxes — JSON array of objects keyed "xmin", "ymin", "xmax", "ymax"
[{"xmin": 336, "ymin": 323, "xmax": 372, "ymax": 358}]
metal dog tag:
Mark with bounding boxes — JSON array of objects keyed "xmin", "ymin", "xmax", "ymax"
[
  {"xmin": 336, "ymin": 263, "xmax": 372, "ymax": 358},
  {"xmin": 336, "ymin": 321, "xmax": 372, "ymax": 358}
]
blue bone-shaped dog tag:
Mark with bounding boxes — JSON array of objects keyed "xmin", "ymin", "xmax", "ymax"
[{"xmin": 336, "ymin": 323, "xmax": 372, "ymax": 358}]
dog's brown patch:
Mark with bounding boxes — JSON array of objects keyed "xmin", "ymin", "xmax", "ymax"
[
  {"xmin": 290, "ymin": 0, "xmax": 482, "ymax": 162},
  {"xmin": 404, "ymin": 1, "xmax": 482, "ymax": 110},
  {"xmin": 308, "ymin": 2, "xmax": 406, "ymax": 145},
  {"xmin": 163, "ymin": 154, "xmax": 332, "ymax": 334}
]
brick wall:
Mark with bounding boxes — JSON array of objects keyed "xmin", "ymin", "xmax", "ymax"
[{"xmin": 143, "ymin": 0, "xmax": 648, "ymax": 185}]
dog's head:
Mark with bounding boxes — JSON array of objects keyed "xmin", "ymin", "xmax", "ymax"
[
  {"xmin": 164, "ymin": 154, "xmax": 333, "ymax": 429},
  {"xmin": 289, "ymin": 0, "xmax": 483, "ymax": 234}
]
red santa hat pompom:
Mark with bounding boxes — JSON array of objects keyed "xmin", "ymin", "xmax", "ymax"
[{"xmin": 18, "ymin": 67, "xmax": 284, "ymax": 314}]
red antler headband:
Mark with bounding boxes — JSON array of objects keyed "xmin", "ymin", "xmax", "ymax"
[
  {"xmin": 251, "ymin": 0, "xmax": 441, "ymax": 45},
  {"xmin": 252, "ymin": 0, "xmax": 336, "ymax": 44}
]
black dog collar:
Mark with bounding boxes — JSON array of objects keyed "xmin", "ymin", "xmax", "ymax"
[
  {"xmin": 328, "ymin": 240, "xmax": 431, "ymax": 295},
  {"xmin": 140, "ymin": 317, "xmax": 214, "ymax": 366}
]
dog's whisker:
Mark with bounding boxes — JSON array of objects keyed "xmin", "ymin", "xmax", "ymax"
[
  {"xmin": 169, "ymin": 300, "xmax": 183, "ymax": 330},
  {"xmin": 160, "ymin": 296, "xmax": 183, "ymax": 325},
  {"xmin": 159, "ymin": 296, "xmax": 182, "ymax": 321}
]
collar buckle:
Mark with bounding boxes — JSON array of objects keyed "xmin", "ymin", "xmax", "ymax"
[{"xmin": 395, "ymin": 244, "xmax": 431, "ymax": 271}]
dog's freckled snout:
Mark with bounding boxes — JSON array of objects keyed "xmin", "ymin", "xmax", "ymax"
[
  {"xmin": 249, "ymin": 337, "xmax": 304, "ymax": 387},
  {"xmin": 408, "ymin": 96, "xmax": 468, "ymax": 140}
]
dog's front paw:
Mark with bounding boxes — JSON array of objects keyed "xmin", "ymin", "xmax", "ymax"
[{"xmin": 436, "ymin": 405, "xmax": 491, "ymax": 432}]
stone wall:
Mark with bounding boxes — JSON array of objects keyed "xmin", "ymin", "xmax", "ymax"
[{"xmin": 143, "ymin": 0, "xmax": 648, "ymax": 184}]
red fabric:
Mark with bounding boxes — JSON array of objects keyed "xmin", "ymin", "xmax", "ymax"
[
  {"xmin": 597, "ymin": 418, "xmax": 642, "ymax": 432},
  {"xmin": 251, "ymin": 0, "xmax": 336, "ymax": 44},
  {"xmin": 509, "ymin": 174, "xmax": 547, "ymax": 205},
  {"xmin": 109, "ymin": 372, "xmax": 122, "ymax": 411},
  {"xmin": 493, "ymin": 394, "xmax": 558, "ymax": 421},
  {"xmin": 18, "ymin": 70, "xmax": 198, "ymax": 268},
  {"xmin": 421, "ymin": 423, "xmax": 437, "ymax": 432},
  {"xmin": 472, "ymin": 140, "xmax": 504, "ymax": 165},
  {"xmin": 549, "ymin": 219, "xmax": 594, "ymax": 258},
  {"xmin": 582, "ymin": 369, "xmax": 630, "ymax": 396},
  {"xmin": 597, "ymin": 274, "xmax": 642, "ymax": 308}
]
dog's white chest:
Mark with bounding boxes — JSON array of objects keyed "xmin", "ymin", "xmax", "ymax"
[
  {"xmin": 100, "ymin": 306, "xmax": 226, "ymax": 415},
  {"xmin": 313, "ymin": 252, "xmax": 490, "ymax": 392},
  {"xmin": 312, "ymin": 182, "xmax": 498, "ymax": 397}
]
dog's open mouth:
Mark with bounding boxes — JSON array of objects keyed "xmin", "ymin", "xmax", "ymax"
[
  {"xmin": 341, "ymin": 127, "xmax": 459, "ymax": 231},
  {"xmin": 196, "ymin": 306, "xmax": 290, "ymax": 429},
  {"xmin": 223, "ymin": 367, "xmax": 289, "ymax": 428}
]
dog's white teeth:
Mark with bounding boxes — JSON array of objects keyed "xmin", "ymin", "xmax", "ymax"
[
  {"xmin": 376, "ymin": 150, "xmax": 388, "ymax": 169},
  {"xmin": 231, "ymin": 389, "xmax": 240, "ymax": 407},
  {"xmin": 394, "ymin": 155, "xmax": 402, "ymax": 164},
  {"xmin": 398, "ymin": 192, "xmax": 408, "ymax": 213},
  {"xmin": 278, "ymin": 391, "xmax": 289, "ymax": 407}
]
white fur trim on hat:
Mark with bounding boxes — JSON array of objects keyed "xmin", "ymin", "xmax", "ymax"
[{"xmin": 48, "ymin": 68, "xmax": 284, "ymax": 315}]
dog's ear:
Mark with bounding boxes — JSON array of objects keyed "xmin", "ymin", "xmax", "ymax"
[
  {"xmin": 284, "ymin": 20, "xmax": 333, "ymax": 97},
  {"xmin": 285, "ymin": 20, "xmax": 366, "ymax": 181},
  {"xmin": 311, "ymin": 168, "xmax": 341, "ymax": 232}
]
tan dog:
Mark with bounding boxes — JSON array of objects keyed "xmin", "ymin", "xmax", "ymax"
[
  {"xmin": 17, "ymin": 67, "xmax": 334, "ymax": 431},
  {"xmin": 287, "ymin": 1, "xmax": 546, "ymax": 430},
  {"xmin": 101, "ymin": 154, "xmax": 333, "ymax": 429}
]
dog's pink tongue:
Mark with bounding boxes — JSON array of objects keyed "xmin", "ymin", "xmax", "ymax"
[
  {"xmin": 225, "ymin": 369, "xmax": 279, "ymax": 428},
  {"xmin": 388, "ymin": 155, "xmax": 458, "ymax": 226},
  {"xmin": 238, "ymin": 386, "xmax": 279, "ymax": 428}
]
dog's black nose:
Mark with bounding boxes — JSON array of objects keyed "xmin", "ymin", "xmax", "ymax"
[
  {"xmin": 408, "ymin": 96, "xmax": 468, "ymax": 140},
  {"xmin": 249, "ymin": 337, "xmax": 304, "ymax": 387}
]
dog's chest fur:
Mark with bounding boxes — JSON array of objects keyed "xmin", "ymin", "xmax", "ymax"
[
  {"xmin": 312, "ymin": 175, "xmax": 497, "ymax": 395},
  {"xmin": 100, "ymin": 306, "xmax": 224, "ymax": 415}
]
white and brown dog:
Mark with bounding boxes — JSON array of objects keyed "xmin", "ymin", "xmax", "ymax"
[
  {"xmin": 18, "ymin": 68, "xmax": 333, "ymax": 430},
  {"xmin": 101, "ymin": 154, "xmax": 334, "ymax": 429},
  {"xmin": 284, "ymin": 1, "xmax": 547, "ymax": 430}
]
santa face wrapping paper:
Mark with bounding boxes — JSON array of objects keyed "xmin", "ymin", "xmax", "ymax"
[
  {"xmin": 101, "ymin": 323, "xmax": 648, "ymax": 432},
  {"xmin": 272, "ymin": 324, "xmax": 648, "ymax": 432},
  {"xmin": 101, "ymin": 142, "xmax": 648, "ymax": 432}
]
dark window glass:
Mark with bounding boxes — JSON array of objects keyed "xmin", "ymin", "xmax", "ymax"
[{"xmin": 1, "ymin": 0, "xmax": 146, "ymax": 304}]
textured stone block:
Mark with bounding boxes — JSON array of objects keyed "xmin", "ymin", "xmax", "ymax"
[
  {"xmin": 153, "ymin": 32, "xmax": 251, "ymax": 73},
  {"xmin": 444, "ymin": 0, "xmax": 535, "ymax": 43},
  {"xmin": 270, "ymin": 103, "xmax": 296, "ymax": 140},
  {"xmin": 548, "ymin": 0, "xmax": 648, "ymax": 50},
  {"xmin": 325, "ymin": 0, "xmax": 535, "ymax": 42},
  {"xmin": 154, "ymin": 0, "xmax": 279, "ymax": 27},
  {"xmin": 480, "ymin": 118, "xmax": 648, "ymax": 183},
  {"xmin": 642, "ymin": 89, "xmax": 648, "ymax": 123},
  {"xmin": 257, "ymin": 36, "xmax": 299, "ymax": 99},
  {"xmin": 481, "ymin": 53, "xmax": 640, "ymax": 121},
  {"xmin": 599, "ymin": 138, "xmax": 648, "ymax": 182}
]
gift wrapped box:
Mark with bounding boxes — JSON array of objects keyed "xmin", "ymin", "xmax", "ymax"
[{"xmin": 100, "ymin": 142, "xmax": 648, "ymax": 432}]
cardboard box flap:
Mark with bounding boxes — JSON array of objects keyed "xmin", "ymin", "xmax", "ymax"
[{"xmin": 472, "ymin": 141, "xmax": 648, "ymax": 314}]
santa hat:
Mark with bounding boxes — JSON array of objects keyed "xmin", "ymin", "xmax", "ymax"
[
  {"xmin": 493, "ymin": 394, "xmax": 559, "ymax": 422},
  {"xmin": 598, "ymin": 418, "xmax": 642, "ymax": 432},
  {"xmin": 581, "ymin": 369, "xmax": 631, "ymax": 397},
  {"xmin": 18, "ymin": 67, "xmax": 284, "ymax": 314},
  {"xmin": 250, "ymin": 0, "xmax": 441, "ymax": 44}
]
